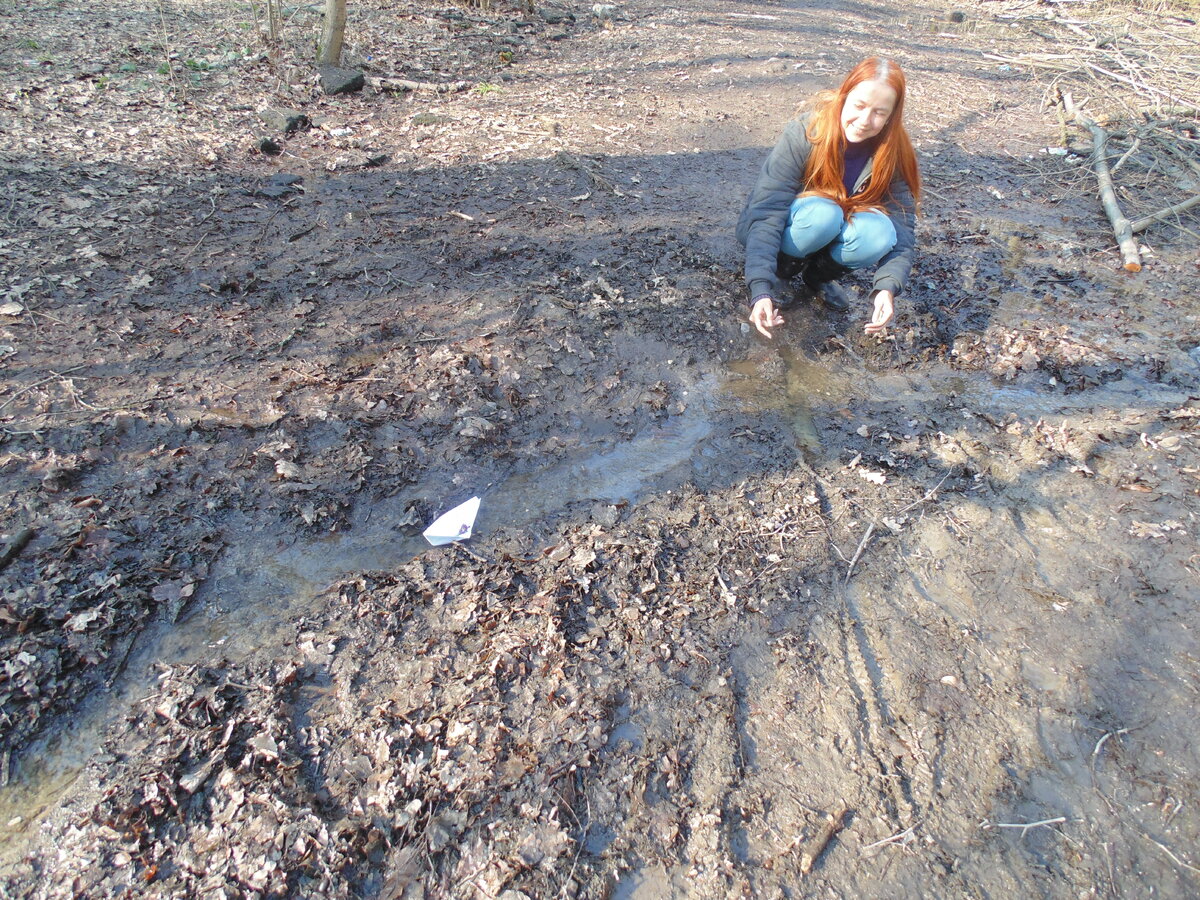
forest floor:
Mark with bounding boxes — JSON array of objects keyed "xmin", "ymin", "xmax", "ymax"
[{"xmin": 1, "ymin": 0, "xmax": 1199, "ymax": 897}]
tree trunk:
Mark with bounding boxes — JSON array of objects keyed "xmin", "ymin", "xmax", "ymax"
[{"xmin": 318, "ymin": 0, "xmax": 347, "ymax": 65}]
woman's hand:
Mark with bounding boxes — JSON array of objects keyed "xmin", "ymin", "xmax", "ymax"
[
  {"xmin": 865, "ymin": 289, "xmax": 894, "ymax": 334},
  {"xmin": 750, "ymin": 297, "xmax": 784, "ymax": 339}
]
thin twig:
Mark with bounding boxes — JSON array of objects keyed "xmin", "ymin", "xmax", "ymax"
[
  {"xmin": 861, "ymin": 824, "xmax": 917, "ymax": 853},
  {"xmin": 1143, "ymin": 834, "xmax": 1200, "ymax": 875},
  {"xmin": 453, "ymin": 543, "xmax": 491, "ymax": 566},
  {"xmin": 894, "ymin": 471, "xmax": 953, "ymax": 517},
  {"xmin": 1110, "ymin": 135, "xmax": 1141, "ymax": 175},
  {"xmin": 1083, "ymin": 61, "xmax": 1200, "ymax": 115},
  {"xmin": 555, "ymin": 152, "xmax": 626, "ymax": 197},
  {"xmin": 1089, "ymin": 727, "xmax": 1128, "ymax": 813},
  {"xmin": 1091, "ymin": 728, "xmax": 1128, "ymax": 773},
  {"xmin": 0, "ymin": 365, "xmax": 88, "ymax": 413},
  {"xmin": 844, "ymin": 522, "xmax": 876, "ymax": 584},
  {"xmin": 180, "ymin": 227, "xmax": 216, "ymax": 263},
  {"xmin": 981, "ymin": 816, "xmax": 1067, "ymax": 838}
]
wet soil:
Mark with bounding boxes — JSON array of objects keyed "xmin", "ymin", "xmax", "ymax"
[{"xmin": 2, "ymin": 0, "xmax": 1199, "ymax": 897}]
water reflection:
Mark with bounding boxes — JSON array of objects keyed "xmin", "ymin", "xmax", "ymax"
[{"xmin": 725, "ymin": 345, "xmax": 856, "ymax": 457}]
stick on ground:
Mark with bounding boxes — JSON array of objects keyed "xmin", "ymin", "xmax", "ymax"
[
  {"xmin": 799, "ymin": 800, "xmax": 849, "ymax": 874},
  {"xmin": 1061, "ymin": 92, "xmax": 1142, "ymax": 272},
  {"xmin": 0, "ymin": 527, "xmax": 35, "ymax": 575},
  {"xmin": 1131, "ymin": 193, "xmax": 1200, "ymax": 234}
]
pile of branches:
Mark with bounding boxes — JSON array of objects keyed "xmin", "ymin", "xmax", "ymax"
[{"xmin": 987, "ymin": 0, "xmax": 1200, "ymax": 268}]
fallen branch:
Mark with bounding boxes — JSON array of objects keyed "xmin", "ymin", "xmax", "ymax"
[
  {"xmin": 1131, "ymin": 193, "xmax": 1200, "ymax": 233},
  {"xmin": 377, "ymin": 76, "xmax": 472, "ymax": 94},
  {"xmin": 1061, "ymin": 92, "xmax": 1142, "ymax": 271},
  {"xmin": 799, "ymin": 800, "xmax": 848, "ymax": 874}
]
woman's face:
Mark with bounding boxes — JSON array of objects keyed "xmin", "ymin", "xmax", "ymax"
[{"xmin": 841, "ymin": 80, "xmax": 897, "ymax": 143}]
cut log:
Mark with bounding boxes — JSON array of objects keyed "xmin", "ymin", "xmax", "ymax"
[
  {"xmin": 1062, "ymin": 92, "xmax": 1142, "ymax": 272},
  {"xmin": 377, "ymin": 77, "xmax": 472, "ymax": 94}
]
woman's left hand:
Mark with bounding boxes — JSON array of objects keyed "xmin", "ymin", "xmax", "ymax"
[{"xmin": 865, "ymin": 290, "xmax": 894, "ymax": 334}]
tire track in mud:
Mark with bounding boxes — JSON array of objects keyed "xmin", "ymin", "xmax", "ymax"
[
  {"xmin": 835, "ymin": 581, "xmax": 918, "ymax": 824},
  {"xmin": 807, "ymin": 473, "xmax": 919, "ymax": 829}
]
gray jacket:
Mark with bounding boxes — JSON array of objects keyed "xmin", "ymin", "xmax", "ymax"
[{"xmin": 736, "ymin": 116, "xmax": 918, "ymax": 303}]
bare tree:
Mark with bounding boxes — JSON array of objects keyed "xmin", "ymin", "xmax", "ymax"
[{"xmin": 318, "ymin": 0, "xmax": 347, "ymax": 65}]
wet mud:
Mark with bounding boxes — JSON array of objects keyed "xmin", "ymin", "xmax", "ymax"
[{"xmin": 2, "ymin": 0, "xmax": 1199, "ymax": 897}]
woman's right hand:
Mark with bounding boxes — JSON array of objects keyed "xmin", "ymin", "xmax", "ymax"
[{"xmin": 749, "ymin": 297, "xmax": 784, "ymax": 339}]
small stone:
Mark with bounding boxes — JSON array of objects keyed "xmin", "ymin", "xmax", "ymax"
[
  {"xmin": 412, "ymin": 112, "xmax": 453, "ymax": 127},
  {"xmin": 317, "ymin": 65, "xmax": 365, "ymax": 95},
  {"xmin": 258, "ymin": 107, "xmax": 311, "ymax": 134},
  {"xmin": 540, "ymin": 7, "xmax": 575, "ymax": 24}
]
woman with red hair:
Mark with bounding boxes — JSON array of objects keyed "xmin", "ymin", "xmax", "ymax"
[{"xmin": 737, "ymin": 57, "xmax": 922, "ymax": 338}]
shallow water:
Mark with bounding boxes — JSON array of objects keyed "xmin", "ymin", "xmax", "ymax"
[
  {"xmin": 478, "ymin": 376, "xmax": 717, "ymax": 527},
  {"xmin": 726, "ymin": 346, "xmax": 855, "ymax": 457},
  {"xmin": 0, "ymin": 376, "xmax": 724, "ymax": 864},
  {"xmin": 4, "ymin": 342, "xmax": 1186, "ymax": 870}
]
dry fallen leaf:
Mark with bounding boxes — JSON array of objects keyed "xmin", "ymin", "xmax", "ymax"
[{"xmin": 275, "ymin": 459, "xmax": 304, "ymax": 480}]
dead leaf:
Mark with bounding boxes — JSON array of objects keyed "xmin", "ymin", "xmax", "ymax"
[
  {"xmin": 275, "ymin": 459, "xmax": 304, "ymax": 480},
  {"xmin": 64, "ymin": 607, "xmax": 103, "ymax": 632}
]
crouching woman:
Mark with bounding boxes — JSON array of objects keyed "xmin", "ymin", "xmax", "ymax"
[{"xmin": 737, "ymin": 57, "xmax": 922, "ymax": 339}]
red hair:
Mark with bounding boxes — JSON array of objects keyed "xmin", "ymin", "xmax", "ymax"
[{"xmin": 802, "ymin": 58, "xmax": 921, "ymax": 217}]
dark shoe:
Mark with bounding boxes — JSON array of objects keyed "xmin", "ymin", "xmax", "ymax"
[
  {"xmin": 777, "ymin": 252, "xmax": 805, "ymax": 283},
  {"xmin": 815, "ymin": 280, "xmax": 850, "ymax": 310},
  {"xmin": 801, "ymin": 249, "xmax": 852, "ymax": 311}
]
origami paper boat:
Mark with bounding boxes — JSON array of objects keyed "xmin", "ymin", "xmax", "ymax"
[{"xmin": 423, "ymin": 496, "xmax": 481, "ymax": 546}]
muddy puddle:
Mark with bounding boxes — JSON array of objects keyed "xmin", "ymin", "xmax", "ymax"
[
  {"xmin": 1, "ymin": 340, "xmax": 1189, "ymax": 874},
  {"xmin": 1, "ymin": 373, "xmax": 728, "ymax": 863},
  {"xmin": 727, "ymin": 346, "xmax": 857, "ymax": 455}
]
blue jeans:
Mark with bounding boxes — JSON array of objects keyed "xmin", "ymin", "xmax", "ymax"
[{"xmin": 780, "ymin": 196, "xmax": 896, "ymax": 269}]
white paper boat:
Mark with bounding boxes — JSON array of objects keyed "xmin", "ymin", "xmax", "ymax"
[{"xmin": 423, "ymin": 496, "xmax": 481, "ymax": 546}]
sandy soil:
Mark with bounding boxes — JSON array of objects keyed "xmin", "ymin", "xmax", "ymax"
[{"xmin": 1, "ymin": 0, "xmax": 1199, "ymax": 896}]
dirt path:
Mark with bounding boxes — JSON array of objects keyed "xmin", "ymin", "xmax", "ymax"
[{"xmin": 2, "ymin": 0, "xmax": 1199, "ymax": 896}]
